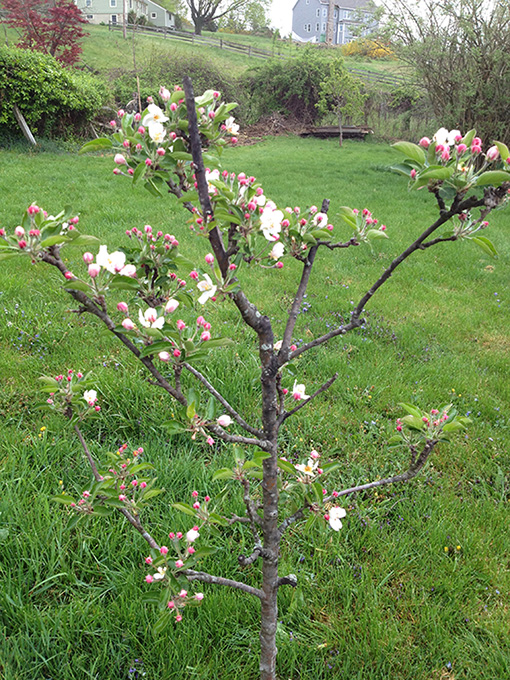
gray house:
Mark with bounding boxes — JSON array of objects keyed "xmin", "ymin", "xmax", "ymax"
[
  {"xmin": 292, "ymin": 0, "xmax": 376, "ymax": 45},
  {"xmin": 75, "ymin": 0, "xmax": 175, "ymax": 28}
]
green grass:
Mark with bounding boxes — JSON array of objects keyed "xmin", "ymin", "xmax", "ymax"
[{"xmin": 1, "ymin": 136, "xmax": 509, "ymax": 679}]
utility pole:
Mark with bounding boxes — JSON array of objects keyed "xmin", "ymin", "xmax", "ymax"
[
  {"xmin": 326, "ymin": 0, "xmax": 336, "ymax": 45},
  {"xmin": 123, "ymin": 0, "xmax": 127, "ymax": 38}
]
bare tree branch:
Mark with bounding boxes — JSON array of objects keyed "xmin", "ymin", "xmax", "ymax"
[
  {"xmin": 181, "ymin": 569, "xmax": 263, "ymax": 599},
  {"xmin": 183, "ymin": 361, "xmax": 264, "ymax": 437},
  {"xmin": 277, "ymin": 373, "xmax": 338, "ymax": 426}
]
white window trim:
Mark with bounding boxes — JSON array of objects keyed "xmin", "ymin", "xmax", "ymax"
[
  {"xmin": 151, "ymin": 11, "xmax": 157, "ymax": 18},
  {"xmin": 110, "ymin": 0, "xmax": 117, "ymax": 7}
]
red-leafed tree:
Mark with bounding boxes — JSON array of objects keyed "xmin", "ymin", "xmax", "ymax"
[{"xmin": 2, "ymin": 0, "xmax": 88, "ymax": 66}]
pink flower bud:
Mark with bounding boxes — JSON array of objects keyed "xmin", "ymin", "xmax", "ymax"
[
  {"xmin": 136, "ymin": 143, "xmax": 142, "ymax": 151},
  {"xmin": 208, "ymin": 111, "xmax": 215, "ymax": 119},
  {"xmin": 134, "ymin": 113, "xmax": 141, "ymax": 122},
  {"xmin": 456, "ymin": 143, "xmax": 467, "ymax": 154},
  {"xmin": 82, "ymin": 252, "xmax": 94, "ymax": 264},
  {"xmin": 145, "ymin": 159, "xmax": 152, "ymax": 167},
  {"xmin": 275, "ymin": 262, "xmax": 284, "ymax": 269},
  {"xmin": 176, "ymin": 320, "xmax": 186, "ymax": 331},
  {"xmin": 206, "ymin": 437, "xmax": 214, "ymax": 447},
  {"xmin": 122, "ymin": 318, "xmax": 135, "ymax": 331},
  {"xmin": 195, "ymin": 592, "xmax": 204, "ymax": 601},
  {"xmin": 179, "ymin": 589, "xmax": 187, "ymax": 598},
  {"xmin": 117, "ymin": 301, "xmax": 128, "ymax": 313},
  {"xmin": 200, "ymin": 331, "xmax": 211, "ymax": 342},
  {"xmin": 160, "ymin": 546, "xmax": 168, "ymax": 555},
  {"xmin": 118, "ymin": 109, "xmax": 125, "ymax": 118},
  {"xmin": 109, "ymin": 120, "xmax": 116, "ymax": 128},
  {"xmin": 176, "ymin": 531, "xmax": 183, "ymax": 539},
  {"xmin": 471, "ymin": 144, "xmax": 482, "ymax": 154},
  {"xmin": 156, "ymin": 147, "xmax": 165, "ymax": 156},
  {"xmin": 231, "ymin": 137, "xmax": 238, "ymax": 145},
  {"xmin": 114, "ymin": 154, "xmax": 126, "ymax": 165},
  {"xmin": 15, "ymin": 226, "xmax": 25, "ymax": 238},
  {"xmin": 204, "ymin": 496, "xmax": 211, "ymax": 502},
  {"xmin": 88, "ymin": 264, "xmax": 101, "ymax": 278},
  {"xmin": 168, "ymin": 600, "xmax": 175, "ymax": 608},
  {"xmin": 145, "ymin": 556, "xmax": 153, "ymax": 564},
  {"xmin": 119, "ymin": 494, "xmax": 127, "ymax": 501},
  {"xmin": 418, "ymin": 137, "xmax": 431, "ymax": 148},
  {"xmin": 64, "ymin": 271, "xmax": 74, "ymax": 280},
  {"xmin": 193, "ymin": 501, "xmax": 201, "ymax": 509},
  {"xmin": 282, "ymin": 388, "xmax": 288, "ymax": 395},
  {"xmin": 173, "ymin": 349, "xmax": 181, "ymax": 358},
  {"xmin": 486, "ymin": 145, "xmax": 499, "ymax": 161},
  {"xmin": 189, "ymin": 270, "xmax": 199, "ymax": 280},
  {"xmin": 159, "ymin": 351, "xmax": 171, "ymax": 362},
  {"xmin": 145, "ymin": 574, "xmax": 153, "ymax": 583},
  {"xmin": 229, "ymin": 263, "xmax": 237, "ymax": 271},
  {"xmin": 175, "ymin": 559, "xmax": 184, "ymax": 568},
  {"xmin": 205, "ymin": 253, "xmax": 214, "ymax": 264},
  {"xmin": 138, "ymin": 126, "xmax": 145, "ymax": 135},
  {"xmin": 410, "ymin": 169, "xmax": 417, "ymax": 179},
  {"xmin": 290, "ymin": 344, "xmax": 297, "ymax": 352},
  {"xmin": 170, "ymin": 102, "xmax": 177, "ymax": 112},
  {"xmin": 140, "ymin": 481, "xmax": 147, "ymax": 489},
  {"xmin": 176, "ymin": 614, "xmax": 182, "ymax": 622},
  {"xmin": 123, "ymin": 139, "xmax": 130, "ymax": 149},
  {"xmin": 213, "ymin": 91, "xmax": 220, "ymax": 98},
  {"xmin": 159, "ymin": 86, "xmax": 170, "ymax": 101}
]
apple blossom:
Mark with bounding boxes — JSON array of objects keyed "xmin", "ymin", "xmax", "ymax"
[
  {"xmin": 269, "ymin": 242, "xmax": 285, "ymax": 260},
  {"xmin": 138, "ymin": 308, "xmax": 164, "ymax": 330},
  {"xmin": 159, "ymin": 86, "xmax": 170, "ymax": 101},
  {"xmin": 295, "ymin": 458, "xmax": 319, "ymax": 477},
  {"xmin": 153, "ymin": 566, "xmax": 167, "ymax": 580},
  {"xmin": 144, "ymin": 103, "xmax": 169, "ymax": 126},
  {"xmin": 114, "ymin": 154, "xmax": 126, "ymax": 165},
  {"xmin": 165, "ymin": 299, "xmax": 179, "ymax": 314},
  {"xmin": 159, "ymin": 351, "xmax": 171, "ymax": 362},
  {"xmin": 224, "ymin": 116, "xmax": 239, "ymax": 135},
  {"xmin": 83, "ymin": 252, "xmax": 94, "ymax": 264},
  {"xmin": 122, "ymin": 318, "xmax": 135, "ymax": 331},
  {"xmin": 328, "ymin": 506, "xmax": 347, "ymax": 531},
  {"xmin": 197, "ymin": 274, "xmax": 217, "ymax": 305},
  {"xmin": 195, "ymin": 593, "xmax": 204, "ymax": 601},
  {"xmin": 96, "ymin": 245, "xmax": 126, "ymax": 274},
  {"xmin": 217, "ymin": 415, "xmax": 232, "ymax": 427},
  {"xmin": 292, "ymin": 381, "xmax": 309, "ymax": 401},
  {"xmin": 186, "ymin": 528, "xmax": 200, "ymax": 542},
  {"xmin": 83, "ymin": 390, "xmax": 97, "ymax": 406},
  {"xmin": 486, "ymin": 146, "xmax": 500, "ymax": 161}
]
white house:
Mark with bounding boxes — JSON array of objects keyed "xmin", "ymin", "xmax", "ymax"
[
  {"xmin": 292, "ymin": 0, "xmax": 377, "ymax": 45},
  {"xmin": 75, "ymin": 0, "xmax": 175, "ymax": 29}
]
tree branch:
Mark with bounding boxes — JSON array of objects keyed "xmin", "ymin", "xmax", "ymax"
[
  {"xmin": 181, "ymin": 569, "xmax": 263, "ymax": 599},
  {"xmin": 183, "ymin": 362, "xmax": 264, "ymax": 437},
  {"xmin": 277, "ymin": 373, "xmax": 338, "ymax": 426}
]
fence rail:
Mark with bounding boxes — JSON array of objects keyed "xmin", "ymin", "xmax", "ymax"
[{"xmin": 108, "ymin": 22, "xmax": 407, "ymax": 87}]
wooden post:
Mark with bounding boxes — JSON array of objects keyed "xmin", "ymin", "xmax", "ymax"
[{"xmin": 13, "ymin": 105, "xmax": 37, "ymax": 146}]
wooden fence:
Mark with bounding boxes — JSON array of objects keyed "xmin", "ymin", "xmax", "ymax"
[{"xmin": 108, "ymin": 22, "xmax": 407, "ymax": 87}]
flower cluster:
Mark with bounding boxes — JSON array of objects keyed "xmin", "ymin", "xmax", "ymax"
[
  {"xmin": 391, "ymin": 402, "xmax": 472, "ymax": 445},
  {"xmin": 338, "ymin": 206, "xmax": 388, "ymax": 245},
  {"xmin": 88, "ymin": 87, "xmax": 239, "ymax": 196},
  {"xmin": 38, "ymin": 369, "xmax": 100, "ymax": 420}
]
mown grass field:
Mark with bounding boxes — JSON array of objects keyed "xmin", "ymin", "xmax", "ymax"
[{"xmin": 0, "ymin": 134, "xmax": 509, "ymax": 680}]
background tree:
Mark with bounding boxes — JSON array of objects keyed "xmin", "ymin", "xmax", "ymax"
[
  {"xmin": 183, "ymin": 0, "xmax": 256, "ymax": 34},
  {"xmin": 2, "ymin": 0, "xmax": 87, "ymax": 66},
  {"xmin": 218, "ymin": 0, "xmax": 270, "ymax": 33},
  {"xmin": 317, "ymin": 57, "xmax": 366, "ymax": 146},
  {"xmin": 381, "ymin": 0, "xmax": 510, "ymax": 145}
]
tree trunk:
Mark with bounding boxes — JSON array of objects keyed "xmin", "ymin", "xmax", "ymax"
[
  {"xmin": 259, "ymin": 560, "xmax": 278, "ymax": 680},
  {"xmin": 338, "ymin": 110, "xmax": 343, "ymax": 147},
  {"xmin": 194, "ymin": 17, "xmax": 204, "ymax": 35}
]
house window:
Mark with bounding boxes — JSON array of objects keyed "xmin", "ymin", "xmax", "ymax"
[
  {"xmin": 322, "ymin": 22, "xmax": 326, "ymax": 31},
  {"xmin": 111, "ymin": 14, "xmax": 117, "ymax": 23},
  {"xmin": 316, "ymin": 8, "xmax": 320, "ymax": 16},
  {"xmin": 322, "ymin": 8, "xmax": 327, "ymax": 17},
  {"xmin": 85, "ymin": 0, "xmax": 91, "ymax": 6},
  {"xmin": 110, "ymin": 0, "xmax": 116, "ymax": 7},
  {"xmin": 334, "ymin": 9, "xmax": 338, "ymax": 18},
  {"xmin": 316, "ymin": 22, "xmax": 319, "ymax": 31},
  {"xmin": 129, "ymin": 0, "xmax": 132, "ymax": 7},
  {"xmin": 151, "ymin": 11, "xmax": 157, "ymax": 18},
  {"xmin": 86, "ymin": 14, "xmax": 93, "ymax": 19}
]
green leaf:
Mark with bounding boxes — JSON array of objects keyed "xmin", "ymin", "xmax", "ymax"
[
  {"xmin": 186, "ymin": 402, "xmax": 196, "ymax": 419},
  {"xmin": 311, "ymin": 481, "xmax": 324, "ymax": 503},
  {"xmin": 475, "ymin": 170, "xmax": 510, "ymax": 187},
  {"xmin": 277, "ymin": 459, "xmax": 297, "ymax": 475},
  {"xmin": 40, "ymin": 235, "xmax": 71, "ymax": 248},
  {"xmin": 208, "ymin": 512, "xmax": 229, "ymax": 526},
  {"xmin": 153, "ymin": 612, "xmax": 171, "ymax": 636},
  {"xmin": 338, "ymin": 206, "xmax": 357, "ymax": 227},
  {"xmin": 470, "ymin": 236, "xmax": 498, "ymax": 259},
  {"xmin": 133, "ymin": 162, "xmax": 147, "ymax": 185},
  {"xmin": 171, "ymin": 152, "xmax": 193, "ymax": 161},
  {"xmin": 390, "ymin": 163, "xmax": 414, "ymax": 177},
  {"xmin": 392, "ymin": 141, "xmax": 426, "ymax": 166},
  {"xmin": 92, "ymin": 505, "xmax": 114, "ymax": 516},
  {"xmin": 366, "ymin": 229, "xmax": 389, "ymax": 240},
  {"xmin": 62, "ymin": 280, "xmax": 92, "ymax": 293},
  {"xmin": 141, "ymin": 489, "xmax": 164, "ymax": 500},
  {"xmin": 461, "ymin": 129, "xmax": 476, "ymax": 147},
  {"xmin": 144, "ymin": 179, "xmax": 164, "ymax": 198},
  {"xmin": 162, "ymin": 421, "xmax": 187, "ymax": 435},
  {"xmin": 253, "ymin": 450, "xmax": 271, "ymax": 466},
  {"xmin": 419, "ymin": 166, "xmax": 454, "ymax": 180},
  {"xmin": 387, "ymin": 435, "xmax": 404, "ymax": 447},
  {"xmin": 67, "ymin": 234, "xmax": 99, "ymax": 246},
  {"xmin": 192, "ymin": 545, "xmax": 218, "ymax": 559},
  {"xmin": 442, "ymin": 421, "xmax": 466, "ymax": 433},
  {"xmin": 494, "ymin": 141, "xmax": 510, "ymax": 162},
  {"xmin": 130, "ymin": 463, "xmax": 155, "ymax": 474},
  {"xmin": 0, "ymin": 252, "xmax": 21, "ymax": 262},
  {"xmin": 200, "ymin": 337, "xmax": 234, "ymax": 350},
  {"xmin": 79, "ymin": 138, "xmax": 113, "ymax": 154},
  {"xmin": 402, "ymin": 414, "xmax": 425, "ymax": 430},
  {"xmin": 398, "ymin": 402, "xmax": 422, "ymax": 419},
  {"xmin": 52, "ymin": 494, "xmax": 75, "ymax": 505},
  {"xmin": 212, "ymin": 468, "xmax": 234, "ymax": 481},
  {"xmin": 172, "ymin": 502, "xmax": 197, "ymax": 517}
]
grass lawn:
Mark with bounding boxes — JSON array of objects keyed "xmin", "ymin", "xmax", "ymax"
[{"xmin": 0, "ymin": 134, "xmax": 509, "ymax": 680}]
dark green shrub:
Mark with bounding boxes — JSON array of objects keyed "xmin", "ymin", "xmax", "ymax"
[
  {"xmin": 242, "ymin": 49, "xmax": 332, "ymax": 124},
  {"xmin": 0, "ymin": 46, "xmax": 109, "ymax": 137}
]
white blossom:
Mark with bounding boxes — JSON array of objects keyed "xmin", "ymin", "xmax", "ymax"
[{"xmin": 328, "ymin": 506, "xmax": 346, "ymax": 531}]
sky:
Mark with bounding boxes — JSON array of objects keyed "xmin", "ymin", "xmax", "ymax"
[{"xmin": 269, "ymin": 0, "xmax": 295, "ymax": 35}]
